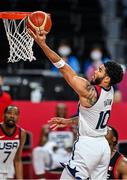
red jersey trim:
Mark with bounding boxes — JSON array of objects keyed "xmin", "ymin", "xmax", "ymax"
[
  {"xmin": 0, "ymin": 124, "xmax": 21, "ymax": 140},
  {"xmin": 95, "ymin": 85, "xmax": 102, "ymax": 98},
  {"xmin": 113, "ymin": 155, "xmax": 123, "ymax": 179}
]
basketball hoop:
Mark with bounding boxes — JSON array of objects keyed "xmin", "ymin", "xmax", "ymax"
[{"xmin": 0, "ymin": 11, "xmax": 36, "ymax": 63}]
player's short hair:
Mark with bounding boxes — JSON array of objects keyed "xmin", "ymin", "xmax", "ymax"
[
  {"xmin": 104, "ymin": 61, "xmax": 123, "ymax": 86},
  {"xmin": 4, "ymin": 105, "xmax": 20, "ymax": 114},
  {"xmin": 109, "ymin": 126, "xmax": 119, "ymax": 145}
]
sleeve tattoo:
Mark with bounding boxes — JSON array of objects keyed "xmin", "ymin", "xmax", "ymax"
[{"xmin": 86, "ymin": 84, "xmax": 97, "ymax": 106}]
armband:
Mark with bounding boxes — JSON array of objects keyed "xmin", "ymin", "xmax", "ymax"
[{"xmin": 53, "ymin": 59, "xmax": 65, "ymax": 68}]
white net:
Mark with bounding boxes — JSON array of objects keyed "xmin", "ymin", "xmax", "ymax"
[{"xmin": 3, "ymin": 18, "xmax": 36, "ymax": 63}]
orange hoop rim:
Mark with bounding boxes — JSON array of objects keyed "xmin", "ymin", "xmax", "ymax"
[{"xmin": 0, "ymin": 11, "xmax": 31, "ymax": 20}]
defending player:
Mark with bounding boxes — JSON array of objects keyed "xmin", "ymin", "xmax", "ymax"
[
  {"xmin": 28, "ymin": 29, "xmax": 123, "ymax": 179},
  {"xmin": 0, "ymin": 105, "xmax": 26, "ymax": 179},
  {"xmin": 106, "ymin": 126, "xmax": 127, "ymax": 179}
]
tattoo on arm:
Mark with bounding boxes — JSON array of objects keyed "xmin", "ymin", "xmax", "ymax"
[
  {"xmin": 71, "ymin": 116, "xmax": 79, "ymax": 125},
  {"xmin": 88, "ymin": 98, "xmax": 97, "ymax": 106},
  {"xmin": 86, "ymin": 84, "xmax": 97, "ymax": 106}
]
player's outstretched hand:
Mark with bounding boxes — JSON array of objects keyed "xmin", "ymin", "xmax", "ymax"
[
  {"xmin": 27, "ymin": 28, "xmax": 47, "ymax": 47},
  {"xmin": 48, "ymin": 117, "xmax": 69, "ymax": 130}
]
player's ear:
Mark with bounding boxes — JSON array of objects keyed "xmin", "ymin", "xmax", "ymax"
[
  {"xmin": 104, "ymin": 76, "xmax": 110, "ymax": 84},
  {"xmin": 113, "ymin": 136, "xmax": 117, "ymax": 145}
]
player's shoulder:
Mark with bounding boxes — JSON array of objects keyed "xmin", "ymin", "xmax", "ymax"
[
  {"xmin": 116, "ymin": 152, "xmax": 127, "ymax": 169},
  {"xmin": 16, "ymin": 125, "xmax": 27, "ymax": 139},
  {"xmin": 94, "ymin": 85, "xmax": 102, "ymax": 97},
  {"xmin": 16, "ymin": 125, "xmax": 26, "ymax": 132},
  {"xmin": 95, "ymin": 85, "xmax": 113, "ymax": 92},
  {"xmin": 20, "ymin": 128, "xmax": 27, "ymax": 136},
  {"xmin": 120, "ymin": 156, "xmax": 127, "ymax": 166},
  {"xmin": 117, "ymin": 155, "xmax": 127, "ymax": 176}
]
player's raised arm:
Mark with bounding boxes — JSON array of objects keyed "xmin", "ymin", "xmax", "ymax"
[
  {"xmin": 28, "ymin": 13, "xmax": 124, "ymax": 180},
  {"xmin": 28, "ymin": 29, "xmax": 97, "ymax": 102}
]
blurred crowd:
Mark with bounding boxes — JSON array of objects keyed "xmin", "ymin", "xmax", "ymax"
[
  {"xmin": 50, "ymin": 39, "xmax": 127, "ymax": 103},
  {"xmin": 1, "ymin": 38, "xmax": 127, "ymax": 103}
]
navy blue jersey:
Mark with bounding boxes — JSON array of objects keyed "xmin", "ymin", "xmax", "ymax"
[{"xmin": 107, "ymin": 151, "xmax": 123, "ymax": 179}]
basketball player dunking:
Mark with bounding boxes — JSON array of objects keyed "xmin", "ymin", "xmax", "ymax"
[
  {"xmin": 0, "ymin": 105, "xmax": 26, "ymax": 179},
  {"xmin": 28, "ymin": 29, "xmax": 123, "ymax": 179}
]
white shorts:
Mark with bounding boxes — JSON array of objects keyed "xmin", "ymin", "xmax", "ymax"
[
  {"xmin": 0, "ymin": 173, "xmax": 8, "ymax": 179},
  {"xmin": 65, "ymin": 136, "xmax": 111, "ymax": 180}
]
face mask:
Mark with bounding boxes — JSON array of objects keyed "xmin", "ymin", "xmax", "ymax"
[
  {"xmin": 58, "ymin": 46, "xmax": 71, "ymax": 56},
  {"xmin": 90, "ymin": 50, "xmax": 102, "ymax": 61}
]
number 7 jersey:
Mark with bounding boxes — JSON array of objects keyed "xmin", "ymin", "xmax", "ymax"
[
  {"xmin": 0, "ymin": 124, "xmax": 21, "ymax": 174},
  {"xmin": 79, "ymin": 85, "xmax": 114, "ymax": 137}
]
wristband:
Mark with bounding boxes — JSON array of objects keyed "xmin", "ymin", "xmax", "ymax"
[{"xmin": 53, "ymin": 59, "xmax": 65, "ymax": 68}]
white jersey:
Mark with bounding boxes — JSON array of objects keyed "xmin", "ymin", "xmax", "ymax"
[
  {"xmin": 79, "ymin": 85, "xmax": 114, "ymax": 137},
  {"xmin": 48, "ymin": 131, "xmax": 74, "ymax": 149},
  {"xmin": 0, "ymin": 124, "xmax": 21, "ymax": 174}
]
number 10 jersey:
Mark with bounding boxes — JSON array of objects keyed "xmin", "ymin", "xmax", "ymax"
[{"xmin": 79, "ymin": 85, "xmax": 114, "ymax": 137}]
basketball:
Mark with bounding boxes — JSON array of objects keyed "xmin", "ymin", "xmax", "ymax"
[{"xmin": 26, "ymin": 11, "xmax": 52, "ymax": 33}]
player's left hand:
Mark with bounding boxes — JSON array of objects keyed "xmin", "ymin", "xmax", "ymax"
[
  {"xmin": 28, "ymin": 29, "xmax": 47, "ymax": 47},
  {"xmin": 48, "ymin": 117, "xmax": 68, "ymax": 130}
]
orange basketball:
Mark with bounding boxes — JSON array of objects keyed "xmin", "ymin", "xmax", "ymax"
[{"xmin": 26, "ymin": 11, "xmax": 52, "ymax": 33}]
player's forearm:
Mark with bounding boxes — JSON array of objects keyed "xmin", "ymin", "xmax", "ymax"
[
  {"xmin": 40, "ymin": 43, "xmax": 76, "ymax": 75},
  {"xmin": 40, "ymin": 43, "xmax": 89, "ymax": 97},
  {"xmin": 40, "ymin": 43, "xmax": 80, "ymax": 89},
  {"xmin": 14, "ymin": 159, "xmax": 23, "ymax": 179},
  {"xmin": 70, "ymin": 116, "xmax": 79, "ymax": 125},
  {"xmin": 40, "ymin": 43, "xmax": 62, "ymax": 63},
  {"xmin": 66, "ymin": 116, "xmax": 79, "ymax": 126}
]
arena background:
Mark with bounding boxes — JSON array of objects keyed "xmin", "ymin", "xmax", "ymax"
[{"xmin": 0, "ymin": 0, "xmax": 127, "ymax": 179}]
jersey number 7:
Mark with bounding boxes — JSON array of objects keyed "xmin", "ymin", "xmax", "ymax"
[{"xmin": 3, "ymin": 151, "xmax": 11, "ymax": 163}]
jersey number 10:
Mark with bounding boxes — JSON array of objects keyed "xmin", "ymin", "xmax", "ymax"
[{"xmin": 96, "ymin": 110, "xmax": 111, "ymax": 129}]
